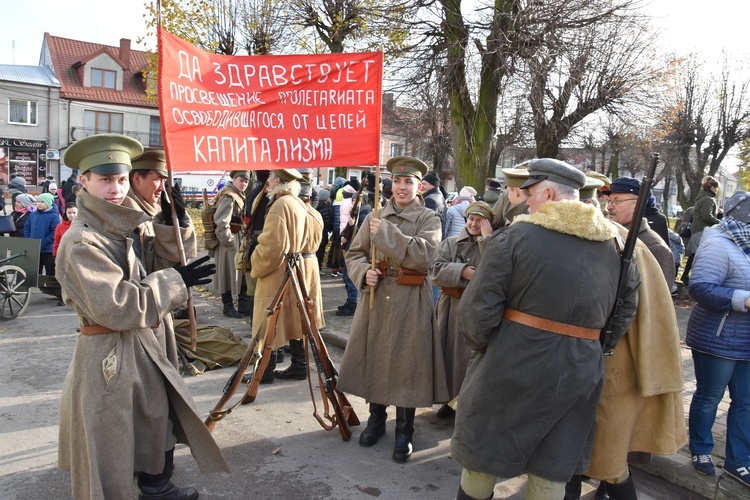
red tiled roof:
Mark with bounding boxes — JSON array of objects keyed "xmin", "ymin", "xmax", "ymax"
[{"xmin": 46, "ymin": 33, "xmax": 156, "ymax": 108}]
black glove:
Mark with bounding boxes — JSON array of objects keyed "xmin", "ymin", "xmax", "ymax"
[
  {"xmin": 174, "ymin": 255, "xmax": 215, "ymax": 288},
  {"xmin": 161, "ymin": 184, "xmax": 188, "ymax": 228}
]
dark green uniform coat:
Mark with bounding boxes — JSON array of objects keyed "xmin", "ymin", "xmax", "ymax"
[{"xmin": 451, "ymin": 200, "xmax": 639, "ymax": 482}]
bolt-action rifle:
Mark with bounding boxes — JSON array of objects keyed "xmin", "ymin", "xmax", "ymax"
[
  {"xmin": 599, "ymin": 152, "xmax": 659, "ymax": 353},
  {"xmin": 205, "ymin": 254, "xmax": 359, "ymax": 440}
]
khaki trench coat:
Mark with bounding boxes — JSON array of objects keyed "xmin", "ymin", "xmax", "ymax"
[
  {"xmin": 250, "ymin": 182, "xmax": 311, "ymax": 349},
  {"xmin": 56, "ymin": 191, "xmax": 227, "ymax": 500},
  {"xmin": 126, "ymin": 189, "xmax": 197, "ymax": 368},
  {"xmin": 211, "ymin": 184, "xmax": 245, "ymax": 296},
  {"xmin": 586, "ymin": 227, "xmax": 687, "ymax": 481},
  {"xmin": 338, "ymin": 197, "xmax": 449, "ymax": 408},
  {"xmin": 301, "ymin": 202, "xmax": 325, "ymax": 329},
  {"xmin": 429, "ymin": 227, "xmax": 485, "ymax": 398}
]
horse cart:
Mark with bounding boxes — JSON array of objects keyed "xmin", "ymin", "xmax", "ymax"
[{"xmin": 0, "ymin": 237, "xmax": 44, "ymax": 321}]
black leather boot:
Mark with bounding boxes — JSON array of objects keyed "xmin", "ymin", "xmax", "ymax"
[
  {"xmin": 260, "ymin": 350, "xmax": 277, "ymax": 384},
  {"xmin": 359, "ymin": 403, "xmax": 387, "ymax": 447},
  {"xmin": 138, "ymin": 448, "xmax": 199, "ymax": 500},
  {"xmin": 595, "ymin": 480, "xmax": 611, "ymax": 500},
  {"xmin": 221, "ymin": 292, "xmax": 242, "ymax": 318},
  {"xmin": 237, "ymin": 293, "xmax": 252, "ymax": 318},
  {"xmin": 603, "ymin": 470, "xmax": 637, "ymax": 500},
  {"xmin": 393, "ymin": 407, "xmax": 415, "ymax": 463},
  {"xmin": 456, "ymin": 484, "xmax": 493, "ymax": 499},
  {"xmin": 564, "ymin": 475, "xmax": 582, "ymax": 500},
  {"xmin": 274, "ymin": 339, "xmax": 307, "ymax": 380}
]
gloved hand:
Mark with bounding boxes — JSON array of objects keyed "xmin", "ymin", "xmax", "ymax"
[
  {"xmin": 161, "ymin": 184, "xmax": 189, "ymax": 228},
  {"xmin": 174, "ymin": 255, "xmax": 215, "ymax": 288}
]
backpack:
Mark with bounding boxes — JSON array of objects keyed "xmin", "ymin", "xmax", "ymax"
[{"xmin": 201, "ymin": 188, "xmax": 243, "ymax": 250}]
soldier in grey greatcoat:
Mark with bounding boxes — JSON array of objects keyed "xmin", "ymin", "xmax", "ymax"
[
  {"xmin": 56, "ymin": 134, "xmax": 227, "ymax": 500},
  {"xmin": 338, "ymin": 156, "xmax": 449, "ymax": 464},
  {"xmin": 127, "ymin": 149, "xmax": 197, "ymax": 367},
  {"xmin": 211, "ymin": 170, "xmax": 249, "ymax": 317},
  {"xmin": 429, "ymin": 201, "xmax": 494, "ymax": 419},
  {"xmin": 451, "ymin": 159, "xmax": 639, "ymax": 500}
]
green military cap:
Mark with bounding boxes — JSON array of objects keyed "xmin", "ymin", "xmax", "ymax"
[
  {"xmin": 585, "ymin": 170, "xmax": 611, "ymax": 190},
  {"xmin": 230, "ymin": 170, "xmax": 251, "ymax": 180},
  {"xmin": 501, "ymin": 167, "xmax": 530, "ymax": 188},
  {"xmin": 579, "ymin": 177, "xmax": 605, "ymax": 201},
  {"xmin": 131, "ymin": 149, "xmax": 168, "ymax": 178},
  {"xmin": 386, "ymin": 156, "xmax": 429, "ymax": 180},
  {"xmin": 64, "ymin": 134, "xmax": 143, "ymax": 175},
  {"xmin": 273, "ymin": 168, "xmax": 303, "ymax": 182},
  {"xmin": 466, "ymin": 201, "xmax": 495, "ymax": 222},
  {"xmin": 521, "ymin": 158, "xmax": 586, "ymax": 190}
]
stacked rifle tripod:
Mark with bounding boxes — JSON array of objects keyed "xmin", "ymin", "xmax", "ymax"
[{"xmin": 204, "ymin": 253, "xmax": 360, "ymax": 440}]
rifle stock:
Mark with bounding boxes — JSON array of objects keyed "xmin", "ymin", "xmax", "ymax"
[
  {"xmin": 240, "ymin": 302, "xmax": 281, "ymax": 405},
  {"xmin": 599, "ymin": 152, "xmax": 659, "ymax": 352}
]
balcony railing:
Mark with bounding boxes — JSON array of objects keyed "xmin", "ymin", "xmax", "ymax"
[{"xmin": 70, "ymin": 127, "xmax": 163, "ymax": 148}]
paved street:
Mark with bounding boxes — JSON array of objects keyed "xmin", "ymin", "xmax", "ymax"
[{"xmin": 0, "ymin": 272, "xmax": 746, "ymax": 499}]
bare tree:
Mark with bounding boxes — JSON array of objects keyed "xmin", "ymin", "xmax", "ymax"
[
  {"xmin": 657, "ymin": 56, "xmax": 750, "ymax": 206},
  {"xmin": 238, "ymin": 0, "xmax": 290, "ymax": 55}
]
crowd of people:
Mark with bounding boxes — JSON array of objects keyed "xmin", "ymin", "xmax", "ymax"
[{"xmin": 2, "ymin": 136, "xmax": 748, "ymax": 499}]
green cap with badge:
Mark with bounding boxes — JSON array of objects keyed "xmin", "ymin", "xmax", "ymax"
[
  {"xmin": 585, "ymin": 170, "xmax": 611, "ymax": 190},
  {"xmin": 131, "ymin": 149, "xmax": 169, "ymax": 178},
  {"xmin": 466, "ymin": 201, "xmax": 495, "ymax": 222},
  {"xmin": 386, "ymin": 156, "xmax": 429, "ymax": 180},
  {"xmin": 64, "ymin": 134, "xmax": 143, "ymax": 175},
  {"xmin": 230, "ymin": 170, "xmax": 251, "ymax": 180}
]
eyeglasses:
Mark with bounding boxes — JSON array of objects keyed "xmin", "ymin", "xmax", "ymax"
[{"xmin": 607, "ymin": 197, "xmax": 638, "ymax": 207}]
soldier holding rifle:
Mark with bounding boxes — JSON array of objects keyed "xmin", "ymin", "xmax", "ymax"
[
  {"xmin": 338, "ymin": 156, "xmax": 448, "ymax": 463},
  {"xmin": 451, "ymin": 159, "xmax": 639, "ymax": 500}
]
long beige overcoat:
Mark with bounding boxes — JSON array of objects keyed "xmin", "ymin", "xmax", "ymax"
[
  {"xmin": 586, "ymin": 225, "xmax": 687, "ymax": 480},
  {"xmin": 126, "ymin": 189, "xmax": 197, "ymax": 367},
  {"xmin": 250, "ymin": 181, "xmax": 311, "ymax": 349},
  {"xmin": 429, "ymin": 226, "xmax": 485, "ymax": 398},
  {"xmin": 56, "ymin": 190, "xmax": 228, "ymax": 500},
  {"xmin": 338, "ymin": 197, "xmax": 449, "ymax": 408},
  {"xmin": 211, "ymin": 184, "xmax": 245, "ymax": 296},
  {"xmin": 300, "ymin": 202, "xmax": 325, "ymax": 329}
]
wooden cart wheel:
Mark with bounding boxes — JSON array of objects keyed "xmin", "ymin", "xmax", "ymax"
[{"xmin": 0, "ymin": 265, "xmax": 30, "ymax": 321}]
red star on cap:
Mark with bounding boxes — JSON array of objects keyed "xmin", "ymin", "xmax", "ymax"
[
  {"xmin": 107, "ymin": 154, "xmax": 113, "ymax": 160},
  {"xmin": 399, "ymin": 166, "xmax": 405, "ymax": 171}
]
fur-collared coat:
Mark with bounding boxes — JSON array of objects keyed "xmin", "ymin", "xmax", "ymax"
[
  {"xmin": 429, "ymin": 226, "xmax": 486, "ymax": 398},
  {"xmin": 586, "ymin": 224, "xmax": 687, "ymax": 481},
  {"xmin": 56, "ymin": 190, "xmax": 228, "ymax": 500},
  {"xmin": 451, "ymin": 200, "xmax": 640, "ymax": 483},
  {"xmin": 126, "ymin": 189, "xmax": 197, "ymax": 367},
  {"xmin": 250, "ymin": 181, "xmax": 312, "ymax": 348},
  {"xmin": 211, "ymin": 183, "xmax": 245, "ymax": 296},
  {"xmin": 338, "ymin": 197, "xmax": 449, "ymax": 408}
]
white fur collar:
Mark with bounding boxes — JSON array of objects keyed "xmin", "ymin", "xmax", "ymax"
[
  {"xmin": 267, "ymin": 179, "xmax": 301, "ymax": 201},
  {"xmin": 512, "ymin": 199, "xmax": 617, "ymax": 241}
]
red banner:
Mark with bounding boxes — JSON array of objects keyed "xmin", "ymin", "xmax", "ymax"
[{"xmin": 157, "ymin": 27, "xmax": 383, "ymax": 171}]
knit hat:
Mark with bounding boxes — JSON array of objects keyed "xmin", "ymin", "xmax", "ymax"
[
  {"xmin": 318, "ymin": 189, "xmax": 331, "ymax": 202},
  {"xmin": 459, "ymin": 186, "xmax": 477, "ymax": 198},
  {"xmin": 725, "ymin": 191, "xmax": 750, "ymax": 224},
  {"xmin": 423, "ymin": 172, "xmax": 440, "ymax": 187},
  {"xmin": 38, "ymin": 193, "xmax": 55, "ymax": 208},
  {"xmin": 15, "ymin": 193, "xmax": 36, "ymax": 208},
  {"xmin": 48, "ymin": 183, "xmax": 58, "ymax": 191},
  {"xmin": 9, "ymin": 176, "xmax": 26, "ymax": 189}
]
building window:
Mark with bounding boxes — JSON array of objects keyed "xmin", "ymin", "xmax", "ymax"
[
  {"xmin": 91, "ymin": 68, "xmax": 116, "ymax": 89},
  {"xmin": 84, "ymin": 110, "xmax": 124, "ymax": 135},
  {"xmin": 9, "ymin": 99, "xmax": 38, "ymax": 125},
  {"xmin": 390, "ymin": 142, "xmax": 404, "ymax": 157},
  {"xmin": 149, "ymin": 116, "xmax": 162, "ymax": 147}
]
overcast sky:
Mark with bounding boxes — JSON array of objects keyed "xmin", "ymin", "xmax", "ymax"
[{"xmin": 0, "ymin": 0, "xmax": 746, "ymax": 66}]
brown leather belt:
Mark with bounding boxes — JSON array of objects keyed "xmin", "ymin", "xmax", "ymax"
[
  {"xmin": 502, "ymin": 308, "xmax": 600, "ymax": 340},
  {"xmin": 441, "ymin": 287, "xmax": 464, "ymax": 299},
  {"xmin": 79, "ymin": 321, "xmax": 161, "ymax": 336}
]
